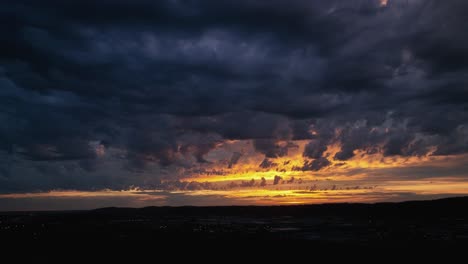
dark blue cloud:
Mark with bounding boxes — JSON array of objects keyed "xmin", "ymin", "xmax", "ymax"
[{"xmin": 0, "ymin": 0, "xmax": 467, "ymax": 192}]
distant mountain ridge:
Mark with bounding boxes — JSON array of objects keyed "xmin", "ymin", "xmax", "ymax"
[{"xmin": 90, "ymin": 196, "xmax": 468, "ymax": 216}]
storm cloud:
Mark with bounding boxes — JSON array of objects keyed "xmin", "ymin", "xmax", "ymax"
[{"xmin": 1, "ymin": 0, "xmax": 468, "ymax": 193}]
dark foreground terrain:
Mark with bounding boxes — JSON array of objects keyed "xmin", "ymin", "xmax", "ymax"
[{"xmin": 2, "ymin": 197, "xmax": 468, "ymax": 246}]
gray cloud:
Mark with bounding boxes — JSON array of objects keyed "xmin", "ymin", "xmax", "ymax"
[
  {"xmin": 301, "ymin": 157, "xmax": 332, "ymax": 171},
  {"xmin": 0, "ymin": 0, "xmax": 467, "ymax": 192}
]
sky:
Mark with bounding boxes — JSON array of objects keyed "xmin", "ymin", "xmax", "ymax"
[{"xmin": 1, "ymin": 0, "xmax": 468, "ymax": 210}]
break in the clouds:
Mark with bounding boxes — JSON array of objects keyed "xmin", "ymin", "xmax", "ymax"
[{"xmin": 1, "ymin": 0, "xmax": 468, "ymax": 208}]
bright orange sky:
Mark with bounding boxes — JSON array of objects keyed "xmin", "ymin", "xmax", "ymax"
[{"xmin": 2, "ymin": 139, "xmax": 468, "ymax": 211}]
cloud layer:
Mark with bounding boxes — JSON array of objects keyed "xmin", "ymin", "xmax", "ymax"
[{"xmin": 1, "ymin": 0, "xmax": 468, "ymax": 193}]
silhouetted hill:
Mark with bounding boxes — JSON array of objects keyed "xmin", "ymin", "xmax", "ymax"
[
  {"xmin": 91, "ymin": 196, "xmax": 468, "ymax": 217},
  {"xmin": 2, "ymin": 197, "xmax": 468, "ymax": 245}
]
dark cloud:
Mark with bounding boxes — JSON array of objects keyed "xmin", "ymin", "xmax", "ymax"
[
  {"xmin": 260, "ymin": 177, "xmax": 267, "ymax": 187},
  {"xmin": 303, "ymin": 140, "xmax": 327, "ymax": 159},
  {"xmin": 259, "ymin": 158, "xmax": 277, "ymax": 169},
  {"xmin": 228, "ymin": 152, "xmax": 242, "ymax": 169},
  {"xmin": 253, "ymin": 139, "xmax": 288, "ymax": 158},
  {"xmin": 0, "ymin": 0, "xmax": 467, "ymax": 192},
  {"xmin": 273, "ymin": 175, "xmax": 283, "ymax": 185},
  {"xmin": 301, "ymin": 157, "xmax": 332, "ymax": 171}
]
